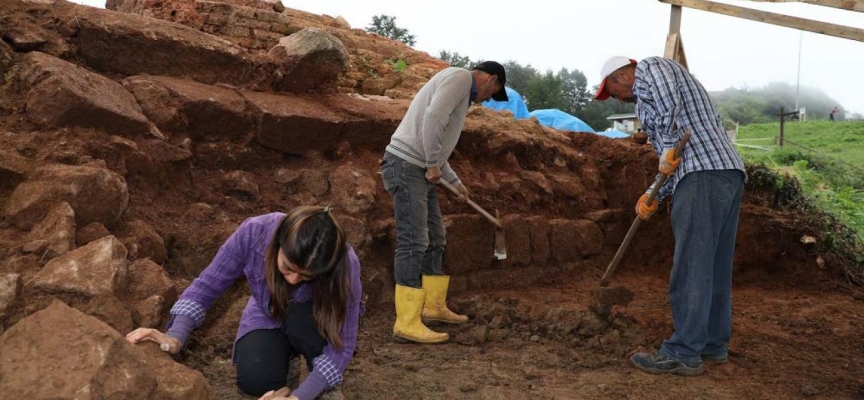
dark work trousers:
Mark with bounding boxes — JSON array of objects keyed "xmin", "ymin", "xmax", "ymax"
[{"xmin": 235, "ymin": 302, "xmax": 327, "ymax": 396}]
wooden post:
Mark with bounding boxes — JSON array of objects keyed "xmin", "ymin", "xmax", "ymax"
[
  {"xmin": 670, "ymin": 4, "xmax": 683, "ymax": 34},
  {"xmin": 779, "ymin": 106, "xmax": 785, "ymax": 147},
  {"xmin": 665, "ymin": 4, "xmax": 690, "ymax": 69}
]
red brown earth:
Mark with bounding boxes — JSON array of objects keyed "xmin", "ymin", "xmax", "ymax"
[{"xmin": 0, "ymin": 0, "xmax": 861, "ymax": 399}]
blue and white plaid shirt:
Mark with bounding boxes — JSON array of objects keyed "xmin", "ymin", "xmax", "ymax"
[{"xmin": 633, "ymin": 57, "xmax": 745, "ymax": 201}]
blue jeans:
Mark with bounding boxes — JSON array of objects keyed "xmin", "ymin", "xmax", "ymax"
[
  {"xmin": 660, "ymin": 170, "xmax": 744, "ymax": 364},
  {"xmin": 380, "ymin": 152, "xmax": 446, "ymax": 288}
]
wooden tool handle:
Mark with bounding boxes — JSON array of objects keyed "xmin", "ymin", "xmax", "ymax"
[
  {"xmin": 600, "ymin": 130, "xmax": 692, "ymax": 287},
  {"xmin": 439, "ymin": 180, "xmax": 502, "ymax": 229}
]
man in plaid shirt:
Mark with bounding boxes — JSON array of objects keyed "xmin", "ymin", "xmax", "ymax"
[{"xmin": 596, "ymin": 56, "xmax": 746, "ymax": 376}]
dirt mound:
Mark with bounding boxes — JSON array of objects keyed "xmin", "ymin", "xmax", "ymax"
[{"xmin": 0, "ymin": 0, "xmax": 859, "ymax": 399}]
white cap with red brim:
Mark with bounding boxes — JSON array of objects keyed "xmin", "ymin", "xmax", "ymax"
[{"xmin": 594, "ymin": 56, "xmax": 637, "ymax": 101}]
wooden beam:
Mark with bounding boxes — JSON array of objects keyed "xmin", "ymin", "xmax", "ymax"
[
  {"xmin": 743, "ymin": 0, "xmax": 864, "ymax": 13},
  {"xmin": 659, "ymin": 0, "xmax": 864, "ymax": 42}
]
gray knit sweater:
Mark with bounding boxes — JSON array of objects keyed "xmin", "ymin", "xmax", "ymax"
[{"xmin": 385, "ymin": 67, "xmax": 472, "ymax": 185}]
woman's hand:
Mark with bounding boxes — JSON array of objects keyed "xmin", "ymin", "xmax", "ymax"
[
  {"xmin": 257, "ymin": 389, "xmax": 298, "ymax": 400},
  {"xmin": 125, "ymin": 328, "xmax": 181, "ymax": 354}
]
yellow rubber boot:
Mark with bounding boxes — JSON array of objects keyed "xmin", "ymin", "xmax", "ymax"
[
  {"xmin": 421, "ymin": 275, "xmax": 469, "ymax": 324},
  {"xmin": 393, "ymin": 285, "xmax": 449, "ymax": 343}
]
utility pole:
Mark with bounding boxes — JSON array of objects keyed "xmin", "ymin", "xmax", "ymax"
[{"xmin": 795, "ymin": 32, "xmax": 803, "ymax": 112}]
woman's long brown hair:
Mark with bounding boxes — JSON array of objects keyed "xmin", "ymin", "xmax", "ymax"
[{"xmin": 264, "ymin": 206, "xmax": 350, "ymax": 349}]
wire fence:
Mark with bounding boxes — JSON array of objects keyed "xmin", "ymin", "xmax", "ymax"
[
  {"xmin": 734, "ymin": 135, "xmax": 864, "ymax": 179},
  {"xmin": 783, "ymin": 139, "xmax": 864, "ymax": 173}
]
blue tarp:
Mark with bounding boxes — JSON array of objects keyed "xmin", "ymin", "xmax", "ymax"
[
  {"xmin": 528, "ymin": 109, "xmax": 595, "ymax": 133},
  {"xmin": 482, "ymin": 87, "xmax": 530, "ymax": 119},
  {"xmin": 597, "ymin": 129, "xmax": 630, "ymax": 138}
]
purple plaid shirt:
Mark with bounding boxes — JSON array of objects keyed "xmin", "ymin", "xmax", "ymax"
[{"xmin": 167, "ymin": 213, "xmax": 363, "ymax": 400}]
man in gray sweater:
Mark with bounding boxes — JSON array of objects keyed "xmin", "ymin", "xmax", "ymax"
[{"xmin": 380, "ymin": 61, "xmax": 508, "ymax": 343}]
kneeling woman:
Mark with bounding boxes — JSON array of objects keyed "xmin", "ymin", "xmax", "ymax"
[{"xmin": 126, "ymin": 206, "xmax": 362, "ymax": 400}]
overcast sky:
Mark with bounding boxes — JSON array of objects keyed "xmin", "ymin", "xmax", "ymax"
[{"xmin": 70, "ymin": 0, "xmax": 864, "ymax": 114}]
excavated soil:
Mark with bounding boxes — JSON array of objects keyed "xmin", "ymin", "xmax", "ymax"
[
  {"xmin": 184, "ymin": 268, "xmax": 864, "ymax": 400},
  {"xmin": 0, "ymin": 1, "xmax": 862, "ymax": 399}
]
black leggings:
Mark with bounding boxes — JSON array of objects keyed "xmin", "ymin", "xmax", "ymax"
[{"xmin": 235, "ymin": 302, "xmax": 327, "ymax": 396}]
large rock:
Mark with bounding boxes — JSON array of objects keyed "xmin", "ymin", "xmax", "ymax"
[
  {"xmin": 4, "ymin": 164, "xmax": 129, "ymax": 230},
  {"xmin": 244, "ymin": 91, "xmax": 404, "ymax": 156},
  {"xmin": 573, "ymin": 219, "xmax": 604, "ymax": 257},
  {"xmin": 3, "ymin": 25, "xmax": 48, "ymax": 52},
  {"xmin": 501, "ymin": 214, "xmax": 531, "ymax": 268},
  {"xmin": 519, "ymin": 171, "xmax": 554, "ymax": 196},
  {"xmin": 75, "ymin": 5, "xmax": 254, "ymax": 86},
  {"xmin": 0, "ymin": 255, "xmax": 38, "ymax": 275},
  {"xmin": 147, "ymin": 345, "xmax": 213, "ymax": 399},
  {"xmin": 335, "ymin": 215, "xmax": 369, "ymax": 249},
  {"xmin": 222, "ymin": 170, "xmax": 260, "ymax": 200},
  {"xmin": 548, "ymin": 219, "xmax": 605, "ymax": 263},
  {"xmin": 80, "ymin": 295, "xmax": 134, "ymax": 334},
  {"xmin": 117, "ymin": 220, "xmax": 168, "ymax": 264},
  {"xmin": 29, "ymin": 236, "xmax": 128, "ymax": 298},
  {"xmin": 267, "ymin": 27, "xmax": 348, "ymax": 92},
  {"xmin": 0, "ymin": 300, "xmax": 211, "ymax": 399},
  {"xmin": 123, "ymin": 75, "xmax": 253, "ymax": 140},
  {"xmin": 299, "ymin": 168, "xmax": 330, "ymax": 197},
  {"xmin": 0, "ymin": 301, "xmax": 157, "ymax": 399},
  {"xmin": 443, "ymin": 215, "xmax": 494, "ymax": 273},
  {"xmin": 0, "ymin": 149, "xmax": 31, "ymax": 189},
  {"xmin": 126, "ymin": 258, "xmax": 177, "ymax": 304},
  {"xmin": 141, "ymin": 139, "xmax": 193, "ymax": 162},
  {"xmin": 77, "ymin": 222, "xmax": 111, "ymax": 246},
  {"xmin": 0, "ymin": 40, "xmax": 14, "ymax": 78},
  {"xmin": 322, "ymin": 94, "xmax": 406, "ymax": 152},
  {"xmin": 360, "ymin": 76, "xmax": 401, "ymax": 96},
  {"xmin": 14, "ymin": 52, "xmax": 150, "ymax": 135},
  {"xmin": 27, "ymin": 202, "xmax": 76, "ymax": 260},
  {"xmin": 244, "ymin": 90, "xmax": 348, "ymax": 155},
  {"xmin": 0, "ymin": 274, "xmax": 21, "ymax": 322},
  {"xmin": 328, "ymin": 164, "xmax": 376, "ymax": 214},
  {"xmin": 549, "ymin": 219, "xmax": 581, "ymax": 263},
  {"xmin": 525, "ymin": 216, "xmax": 550, "ymax": 265},
  {"xmin": 133, "ymin": 295, "xmax": 165, "ymax": 328}
]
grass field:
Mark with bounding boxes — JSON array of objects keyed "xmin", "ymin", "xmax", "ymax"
[
  {"xmin": 735, "ymin": 120, "xmax": 864, "ymax": 167},
  {"xmin": 735, "ymin": 120, "xmax": 864, "ymax": 247}
]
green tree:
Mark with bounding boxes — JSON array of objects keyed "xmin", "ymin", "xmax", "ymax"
[
  {"xmin": 557, "ymin": 67, "xmax": 590, "ymax": 116},
  {"xmin": 438, "ymin": 50, "xmax": 473, "ymax": 69},
  {"xmin": 366, "ymin": 15, "xmax": 416, "ymax": 47},
  {"xmin": 579, "ymin": 85, "xmax": 636, "ymax": 131},
  {"xmin": 502, "ymin": 61, "xmax": 538, "ymax": 99},
  {"xmin": 524, "ymin": 71, "xmax": 565, "ymax": 111}
]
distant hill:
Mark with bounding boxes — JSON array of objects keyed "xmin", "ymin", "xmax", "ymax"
[{"xmin": 711, "ymin": 82, "xmax": 844, "ymax": 127}]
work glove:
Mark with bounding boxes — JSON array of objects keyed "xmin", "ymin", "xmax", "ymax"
[
  {"xmin": 658, "ymin": 148, "xmax": 681, "ymax": 176},
  {"xmin": 635, "ymin": 193, "xmax": 658, "ymax": 221}
]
